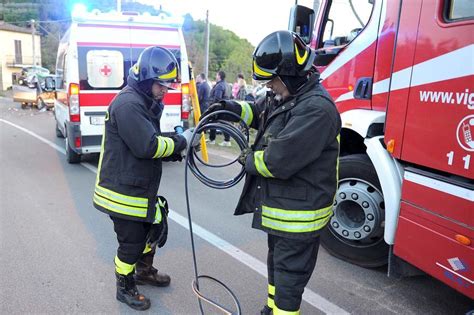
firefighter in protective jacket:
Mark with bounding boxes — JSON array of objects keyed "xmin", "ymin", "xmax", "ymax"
[
  {"xmin": 93, "ymin": 46, "xmax": 197, "ymax": 311},
  {"xmin": 202, "ymin": 31, "xmax": 341, "ymax": 314}
]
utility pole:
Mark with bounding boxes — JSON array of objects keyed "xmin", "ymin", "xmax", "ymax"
[
  {"xmin": 117, "ymin": 0, "xmax": 122, "ymax": 12},
  {"xmin": 204, "ymin": 10, "xmax": 210, "ymax": 79},
  {"xmin": 31, "ymin": 19, "xmax": 36, "ymax": 66}
]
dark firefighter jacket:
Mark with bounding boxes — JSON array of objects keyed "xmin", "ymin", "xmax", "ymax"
[
  {"xmin": 235, "ymin": 74, "xmax": 341, "ymax": 239},
  {"xmin": 93, "ymin": 77, "xmax": 186, "ymax": 223}
]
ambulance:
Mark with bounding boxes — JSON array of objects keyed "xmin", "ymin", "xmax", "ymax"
[{"xmin": 53, "ymin": 6, "xmax": 191, "ymax": 163}]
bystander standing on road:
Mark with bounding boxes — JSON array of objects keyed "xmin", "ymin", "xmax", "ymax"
[
  {"xmin": 236, "ymin": 74, "xmax": 248, "ymax": 100},
  {"xmin": 196, "ymin": 72, "xmax": 210, "ymax": 114},
  {"xmin": 207, "ymin": 70, "xmax": 232, "ymax": 146}
]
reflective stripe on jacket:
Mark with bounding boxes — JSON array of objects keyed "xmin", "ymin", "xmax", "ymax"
[
  {"xmin": 235, "ymin": 74, "xmax": 341, "ymax": 239},
  {"xmin": 93, "ymin": 77, "xmax": 186, "ymax": 222}
]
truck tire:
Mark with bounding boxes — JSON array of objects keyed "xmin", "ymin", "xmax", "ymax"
[
  {"xmin": 321, "ymin": 154, "xmax": 389, "ymax": 268},
  {"xmin": 65, "ymin": 138, "xmax": 81, "ymax": 164},
  {"xmin": 55, "ymin": 122, "xmax": 64, "ymax": 138}
]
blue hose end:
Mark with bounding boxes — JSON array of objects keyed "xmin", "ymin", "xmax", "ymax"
[{"xmin": 174, "ymin": 126, "xmax": 184, "ymax": 134}]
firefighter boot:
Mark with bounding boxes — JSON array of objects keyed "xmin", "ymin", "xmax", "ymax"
[
  {"xmin": 135, "ymin": 252, "xmax": 171, "ymax": 287},
  {"xmin": 260, "ymin": 305, "xmax": 273, "ymax": 315},
  {"xmin": 115, "ymin": 272, "xmax": 151, "ymax": 311}
]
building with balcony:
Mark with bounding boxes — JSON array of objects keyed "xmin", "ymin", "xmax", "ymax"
[{"xmin": 0, "ymin": 21, "xmax": 41, "ymax": 91}]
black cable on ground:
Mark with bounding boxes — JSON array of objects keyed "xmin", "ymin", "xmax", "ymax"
[{"xmin": 184, "ymin": 110, "xmax": 249, "ymax": 315}]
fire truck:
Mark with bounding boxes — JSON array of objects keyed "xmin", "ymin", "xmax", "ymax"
[
  {"xmin": 289, "ymin": 0, "xmax": 473, "ymax": 298},
  {"xmin": 51, "ymin": 5, "xmax": 191, "ymax": 163}
]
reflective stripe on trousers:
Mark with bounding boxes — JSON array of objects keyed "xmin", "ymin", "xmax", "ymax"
[
  {"xmin": 94, "ymin": 184, "xmax": 148, "ymax": 218},
  {"xmin": 262, "ymin": 205, "xmax": 333, "ymax": 233}
]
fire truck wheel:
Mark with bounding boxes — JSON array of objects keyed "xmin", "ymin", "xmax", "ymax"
[
  {"xmin": 55, "ymin": 122, "xmax": 64, "ymax": 138},
  {"xmin": 66, "ymin": 138, "xmax": 81, "ymax": 164},
  {"xmin": 321, "ymin": 154, "xmax": 389, "ymax": 268}
]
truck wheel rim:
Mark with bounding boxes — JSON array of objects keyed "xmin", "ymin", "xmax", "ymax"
[{"xmin": 330, "ymin": 178, "xmax": 384, "ymax": 242}]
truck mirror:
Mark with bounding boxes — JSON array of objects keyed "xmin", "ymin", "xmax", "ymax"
[
  {"xmin": 288, "ymin": 5, "xmax": 315, "ymax": 45},
  {"xmin": 44, "ymin": 77, "xmax": 56, "ymax": 91}
]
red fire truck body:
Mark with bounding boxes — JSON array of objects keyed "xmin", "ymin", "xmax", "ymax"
[{"xmin": 292, "ymin": 0, "xmax": 473, "ymax": 298}]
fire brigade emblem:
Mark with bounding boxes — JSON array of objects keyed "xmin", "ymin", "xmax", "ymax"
[
  {"xmin": 100, "ymin": 64, "xmax": 112, "ymax": 77},
  {"xmin": 456, "ymin": 115, "xmax": 474, "ymax": 152}
]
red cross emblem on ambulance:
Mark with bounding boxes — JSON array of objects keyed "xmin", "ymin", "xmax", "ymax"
[{"xmin": 100, "ymin": 64, "xmax": 112, "ymax": 77}]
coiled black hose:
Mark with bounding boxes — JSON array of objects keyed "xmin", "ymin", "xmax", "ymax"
[{"xmin": 184, "ymin": 110, "xmax": 249, "ymax": 315}]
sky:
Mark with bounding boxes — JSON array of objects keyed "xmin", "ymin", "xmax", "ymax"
[{"xmin": 137, "ymin": 0, "xmax": 317, "ymax": 46}]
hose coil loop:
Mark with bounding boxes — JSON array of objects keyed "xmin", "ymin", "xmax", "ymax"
[{"xmin": 184, "ymin": 110, "xmax": 249, "ymax": 314}]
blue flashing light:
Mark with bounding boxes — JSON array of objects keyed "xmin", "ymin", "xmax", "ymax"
[{"xmin": 72, "ymin": 3, "xmax": 88, "ymax": 18}]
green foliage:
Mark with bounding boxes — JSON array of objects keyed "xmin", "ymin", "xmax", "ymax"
[
  {"xmin": 40, "ymin": 23, "xmax": 63, "ymax": 72},
  {"xmin": 1, "ymin": 2, "xmax": 39, "ymax": 27}
]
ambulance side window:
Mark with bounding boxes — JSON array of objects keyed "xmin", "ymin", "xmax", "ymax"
[{"xmin": 56, "ymin": 50, "xmax": 67, "ymax": 89}]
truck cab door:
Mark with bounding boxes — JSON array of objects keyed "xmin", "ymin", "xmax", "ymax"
[
  {"xmin": 398, "ymin": 1, "xmax": 474, "ymax": 178},
  {"xmin": 388, "ymin": 0, "xmax": 473, "ymax": 299},
  {"xmin": 311, "ymin": 0, "xmax": 380, "ymax": 112}
]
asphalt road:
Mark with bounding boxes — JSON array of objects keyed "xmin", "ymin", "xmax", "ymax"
[{"xmin": 1, "ymin": 96, "xmax": 472, "ymax": 314}]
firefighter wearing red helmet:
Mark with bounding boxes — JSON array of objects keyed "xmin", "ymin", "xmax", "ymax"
[
  {"xmin": 93, "ymin": 46, "xmax": 197, "ymax": 311},
  {"xmin": 202, "ymin": 30, "xmax": 341, "ymax": 314}
]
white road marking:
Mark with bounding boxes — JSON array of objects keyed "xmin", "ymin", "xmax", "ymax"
[
  {"xmin": 1, "ymin": 118, "xmax": 349, "ymax": 315},
  {"xmin": 1, "ymin": 119, "xmax": 66, "ymax": 154}
]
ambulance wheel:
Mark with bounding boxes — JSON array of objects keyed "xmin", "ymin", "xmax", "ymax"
[
  {"xmin": 321, "ymin": 154, "xmax": 389, "ymax": 268},
  {"xmin": 65, "ymin": 138, "xmax": 81, "ymax": 164},
  {"xmin": 55, "ymin": 122, "xmax": 64, "ymax": 138}
]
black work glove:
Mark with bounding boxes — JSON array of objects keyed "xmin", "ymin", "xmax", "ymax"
[
  {"xmin": 200, "ymin": 100, "xmax": 242, "ymax": 122},
  {"xmin": 162, "ymin": 153, "xmax": 183, "ymax": 162},
  {"xmin": 238, "ymin": 147, "xmax": 252, "ymax": 166},
  {"xmin": 148, "ymin": 196, "xmax": 169, "ymax": 248}
]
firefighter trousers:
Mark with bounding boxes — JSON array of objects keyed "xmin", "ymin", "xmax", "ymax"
[
  {"xmin": 267, "ymin": 234, "xmax": 320, "ymax": 313},
  {"xmin": 110, "ymin": 216, "xmax": 153, "ymax": 274}
]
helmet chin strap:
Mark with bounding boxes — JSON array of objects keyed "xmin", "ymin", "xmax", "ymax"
[
  {"xmin": 137, "ymin": 79, "xmax": 155, "ymax": 98},
  {"xmin": 280, "ymin": 75, "xmax": 309, "ymax": 95}
]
